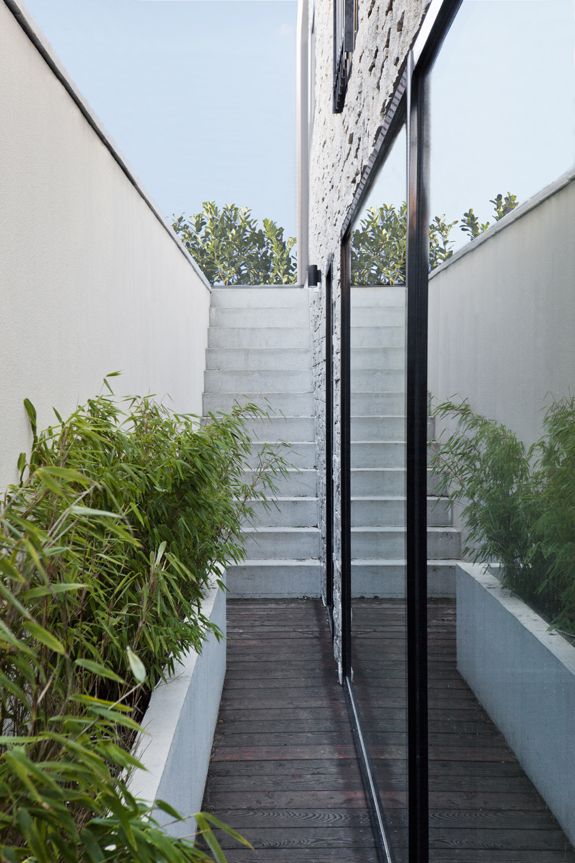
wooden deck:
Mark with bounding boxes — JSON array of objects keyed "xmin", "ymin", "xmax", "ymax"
[
  {"xmin": 203, "ymin": 599, "xmax": 377, "ymax": 862},
  {"xmin": 353, "ymin": 599, "xmax": 575, "ymax": 862},
  {"xmin": 203, "ymin": 599, "xmax": 575, "ymax": 862}
]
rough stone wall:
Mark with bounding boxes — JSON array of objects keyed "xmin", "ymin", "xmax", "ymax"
[{"xmin": 308, "ymin": 0, "xmax": 428, "ymax": 668}]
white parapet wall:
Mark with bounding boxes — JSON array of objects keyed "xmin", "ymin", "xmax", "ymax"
[
  {"xmin": 429, "ymin": 170, "xmax": 575, "ymax": 447},
  {"xmin": 0, "ymin": 0, "xmax": 211, "ymax": 488},
  {"xmin": 457, "ymin": 563, "xmax": 575, "ymax": 845},
  {"xmin": 130, "ymin": 584, "xmax": 226, "ymax": 839}
]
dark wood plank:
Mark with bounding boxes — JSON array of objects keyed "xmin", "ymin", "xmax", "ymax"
[
  {"xmin": 202, "ymin": 599, "xmax": 575, "ymax": 862},
  {"xmin": 203, "ymin": 600, "xmax": 376, "ymax": 859}
]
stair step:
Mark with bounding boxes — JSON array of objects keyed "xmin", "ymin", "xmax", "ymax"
[
  {"xmin": 211, "ymin": 287, "xmax": 307, "ymax": 308},
  {"xmin": 244, "ymin": 498, "xmax": 319, "ymax": 528},
  {"xmin": 242, "ymin": 469, "xmax": 318, "ymax": 497},
  {"xmin": 351, "ymin": 561, "xmax": 456, "ymax": 598},
  {"xmin": 351, "ymin": 327, "xmax": 405, "ymax": 348},
  {"xmin": 350, "ymin": 286, "xmax": 406, "ymax": 306},
  {"xmin": 226, "ymin": 560, "xmax": 322, "ymax": 598},
  {"xmin": 207, "ymin": 348, "xmax": 312, "ymax": 371},
  {"xmin": 350, "ymin": 369, "xmax": 405, "ymax": 392},
  {"xmin": 351, "ymin": 307, "xmax": 405, "ymax": 327},
  {"xmin": 352, "ymin": 416, "xmax": 435, "ymax": 441},
  {"xmin": 208, "ymin": 327, "xmax": 310, "ymax": 349},
  {"xmin": 248, "ymin": 442, "xmax": 316, "ymax": 470},
  {"xmin": 243, "ymin": 527, "xmax": 321, "ymax": 560},
  {"xmin": 204, "ymin": 369, "xmax": 313, "ymax": 394},
  {"xmin": 351, "ymin": 496, "xmax": 452, "ymax": 527},
  {"xmin": 351, "ymin": 527, "xmax": 460, "ymax": 559},
  {"xmin": 210, "ymin": 306, "xmax": 309, "ymax": 328},
  {"xmin": 203, "ymin": 392, "xmax": 314, "ymax": 415},
  {"xmin": 351, "ymin": 393, "xmax": 405, "ymax": 415},
  {"xmin": 352, "ymin": 468, "xmax": 441, "ymax": 496},
  {"xmin": 351, "ymin": 348, "xmax": 405, "ymax": 370},
  {"xmin": 350, "ymin": 441, "xmax": 438, "ymax": 469},
  {"xmin": 240, "ymin": 415, "xmax": 315, "ymax": 442},
  {"xmin": 351, "ymin": 441, "xmax": 404, "ymax": 469}
]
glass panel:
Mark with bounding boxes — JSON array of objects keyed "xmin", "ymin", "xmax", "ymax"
[
  {"xmin": 350, "ymin": 126, "xmax": 408, "ymax": 861},
  {"xmin": 428, "ymin": 2, "xmax": 575, "ymax": 860}
]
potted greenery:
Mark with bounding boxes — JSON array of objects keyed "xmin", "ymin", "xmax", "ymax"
[
  {"xmin": 433, "ymin": 397, "xmax": 575, "ymax": 845},
  {"xmin": 0, "ymin": 382, "xmax": 283, "ymax": 861}
]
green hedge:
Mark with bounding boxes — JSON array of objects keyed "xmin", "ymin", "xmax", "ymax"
[
  {"xmin": 0, "ymin": 384, "xmax": 284, "ymax": 861},
  {"xmin": 433, "ymin": 397, "xmax": 575, "ymax": 637}
]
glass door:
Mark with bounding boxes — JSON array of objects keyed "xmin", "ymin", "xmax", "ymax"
[
  {"xmin": 426, "ymin": 1, "xmax": 575, "ymax": 860},
  {"xmin": 346, "ymin": 123, "xmax": 409, "ymax": 861}
]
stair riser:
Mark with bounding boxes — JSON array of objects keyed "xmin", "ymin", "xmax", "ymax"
[
  {"xmin": 204, "ymin": 392, "xmax": 314, "ymax": 415},
  {"xmin": 207, "ymin": 349, "xmax": 312, "ymax": 371},
  {"xmin": 244, "ymin": 532, "xmax": 321, "ymax": 560},
  {"xmin": 351, "ymin": 441, "xmax": 438, "ymax": 469},
  {"xmin": 351, "ymin": 416, "xmax": 435, "ymax": 441},
  {"xmin": 351, "ymin": 498, "xmax": 452, "ymax": 528},
  {"xmin": 210, "ymin": 307, "xmax": 309, "ymax": 328},
  {"xmin": 351, "ymin": 394, "xmax": 405, "ymax": 415},
  {"xmin": 242, "ymin": 470, "xmax": 318, "ymax": 497},
  {"xmin": 244, "ymin": 499, "xmax": 319, "ymax": 528},
  {"xmin": 211, "ymin": 288, "xmax": 307, "ymax": 308},
  {"xmin": 351, "ymin": 563, "xmax": 455, "ymax": 598},
  {"xmin": 248, "ymin": 443, "xmax": 315, "ymax": 470},
  {"xmin": 204, "ymin": 369, "xmax": 312, "ymax": 394},
  {"xmin": 351, "ymin": 327, "xmax": 405, "ymax": 348},
  {"xmin": 350, "ymin": 286, "xmax": 406, "ymax": 306},
  {"xmin": 351, "ymin": 530, "xmax": 460, "ymax": 559},
  {"xmin": 241, "ymin": 416, "xmax": 315, "ymax": 442},
  {"xmin": 208, "ymin": 328, "xmax": 310, "ymax": 349},
  {"xmin": 351, "ymin": 348, "xmax": 405, "ymax": 370},
  {"xmin": 351, "ymin": 442, "xmax": 405, "ymax": 469},
  {"xmin": 350, "ymin": 369, "xmax": 405, "ymax": 392},
  {"xmin": 352, "ymin": 470, "xmax": 442, "ymax": 497},
  {"xmin": 352, "ymin": 307, "xmax": 405, "ymax": 328},
  {"xmin": 226, "ymin": 565, "xmax": 321, "ymax": 598}
]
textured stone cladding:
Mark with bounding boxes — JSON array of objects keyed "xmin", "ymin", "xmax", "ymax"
[{"xmin": 308, "ymin": 0, "xmax": 428, "ymax": 668}]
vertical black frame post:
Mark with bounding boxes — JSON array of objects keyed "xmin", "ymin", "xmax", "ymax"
[
  {"xmin": 325, "ymin": 264, "xmax": 334, "ymax": 615},
  {"xmin": 405, "ymin": 54, "xmax": 430, "ymax": 863},
  {"xmin": 340, "ymin": 237, "xmax": 352, "ymax": 679}
]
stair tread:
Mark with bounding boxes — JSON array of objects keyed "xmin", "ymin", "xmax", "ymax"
[
  {"xmin": 244, "ymin": 467, "xmax": 317, "ymax": 479},
  {"xmin": 351, "ymin": 558, "xmax": 460, "ymax": 565},
  {"xmin": 252, "ymin": 441, "xmax": 314, "ymax": 445},
  {"xmin": 351, "ymin": 526, "xmax": 458, "ymax": 533},
  {"xmin": 230, "ymin": 559, "xmax": 322, "ymax": 566},
  {"xmin": 203, "ymin": 416, "xmax": 313, "ymax": 421},
  {"xmin": 352, "ymin": 467, "xmax": 434, "ymax": 471},
  {"xmin": 352, "ymin": 495, "xmax": 447, "ymax": 501},
  {"xmin": 242, "ymin": 526, "xmax": 320, "ymax": 534},
  {"xmin": 246, "ymin": 496, "xmax": 319, "ymax": 502},
  {"xmin": 351, "ymin": 440, "xmax": 414, "ymax": 444}
]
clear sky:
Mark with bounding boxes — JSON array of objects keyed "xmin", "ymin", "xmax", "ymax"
[{"xmin": 22, "ymin": 0, "xmax": 298, "ymax": 235}]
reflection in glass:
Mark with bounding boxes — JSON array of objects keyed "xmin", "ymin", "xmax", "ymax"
[
  {"xmin": 428, "ymin": 1, "xmax": 575, "ymax": 859},
  {"xmin": 350, "ymin": 126, "xmax": 408, "ymax": 860}
]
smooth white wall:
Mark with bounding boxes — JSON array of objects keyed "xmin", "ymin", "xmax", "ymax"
[
  {"xmin": 0, "ymin": 1, "xmax": 211, "ymax": 487},
  {"xmin": 429, "ymin": 172, "xmax": 575, "ymax": 446}
]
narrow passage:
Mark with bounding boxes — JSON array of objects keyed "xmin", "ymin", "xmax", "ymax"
[{"xmin": 202, "ymin": 599, "xmax": 378, "ymax": 862}]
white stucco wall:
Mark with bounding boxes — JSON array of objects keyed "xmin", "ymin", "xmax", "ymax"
[
  {"xmin": 0, "ymin": 1, "xmax": 211, "ymax": 487},
  {"xmin": 428, "ymin": 171, "xmax": 575, "ymax": 446}
]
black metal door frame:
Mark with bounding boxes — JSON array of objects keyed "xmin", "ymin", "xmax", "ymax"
[
  {"xmin": 324, "ymin": 261, "xmax": 335, "ymax": 619},
  {"xmin": 331, "ymin": 2, "xmax": 463, "ymax": 861}
]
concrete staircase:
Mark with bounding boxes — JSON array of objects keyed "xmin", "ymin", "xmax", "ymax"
[
  {"xmin": 350, "ymin": 286, "xmax": 460, "ymax": 597},
  {"xmin": 202, "ymin": 284, "xmax": 459, "ymax": 599},
  {"xmin": 203, "ymin": 287, "xmax": 321, "ymax": 597}
]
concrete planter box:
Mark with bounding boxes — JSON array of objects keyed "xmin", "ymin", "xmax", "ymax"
[
  {"xmin": 457, "ymin": 562, "xmax": 575, "ymax": 845},
  {"xmin": 130, "ymin": 583, "xmax": 226, "ymax": 839}
]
